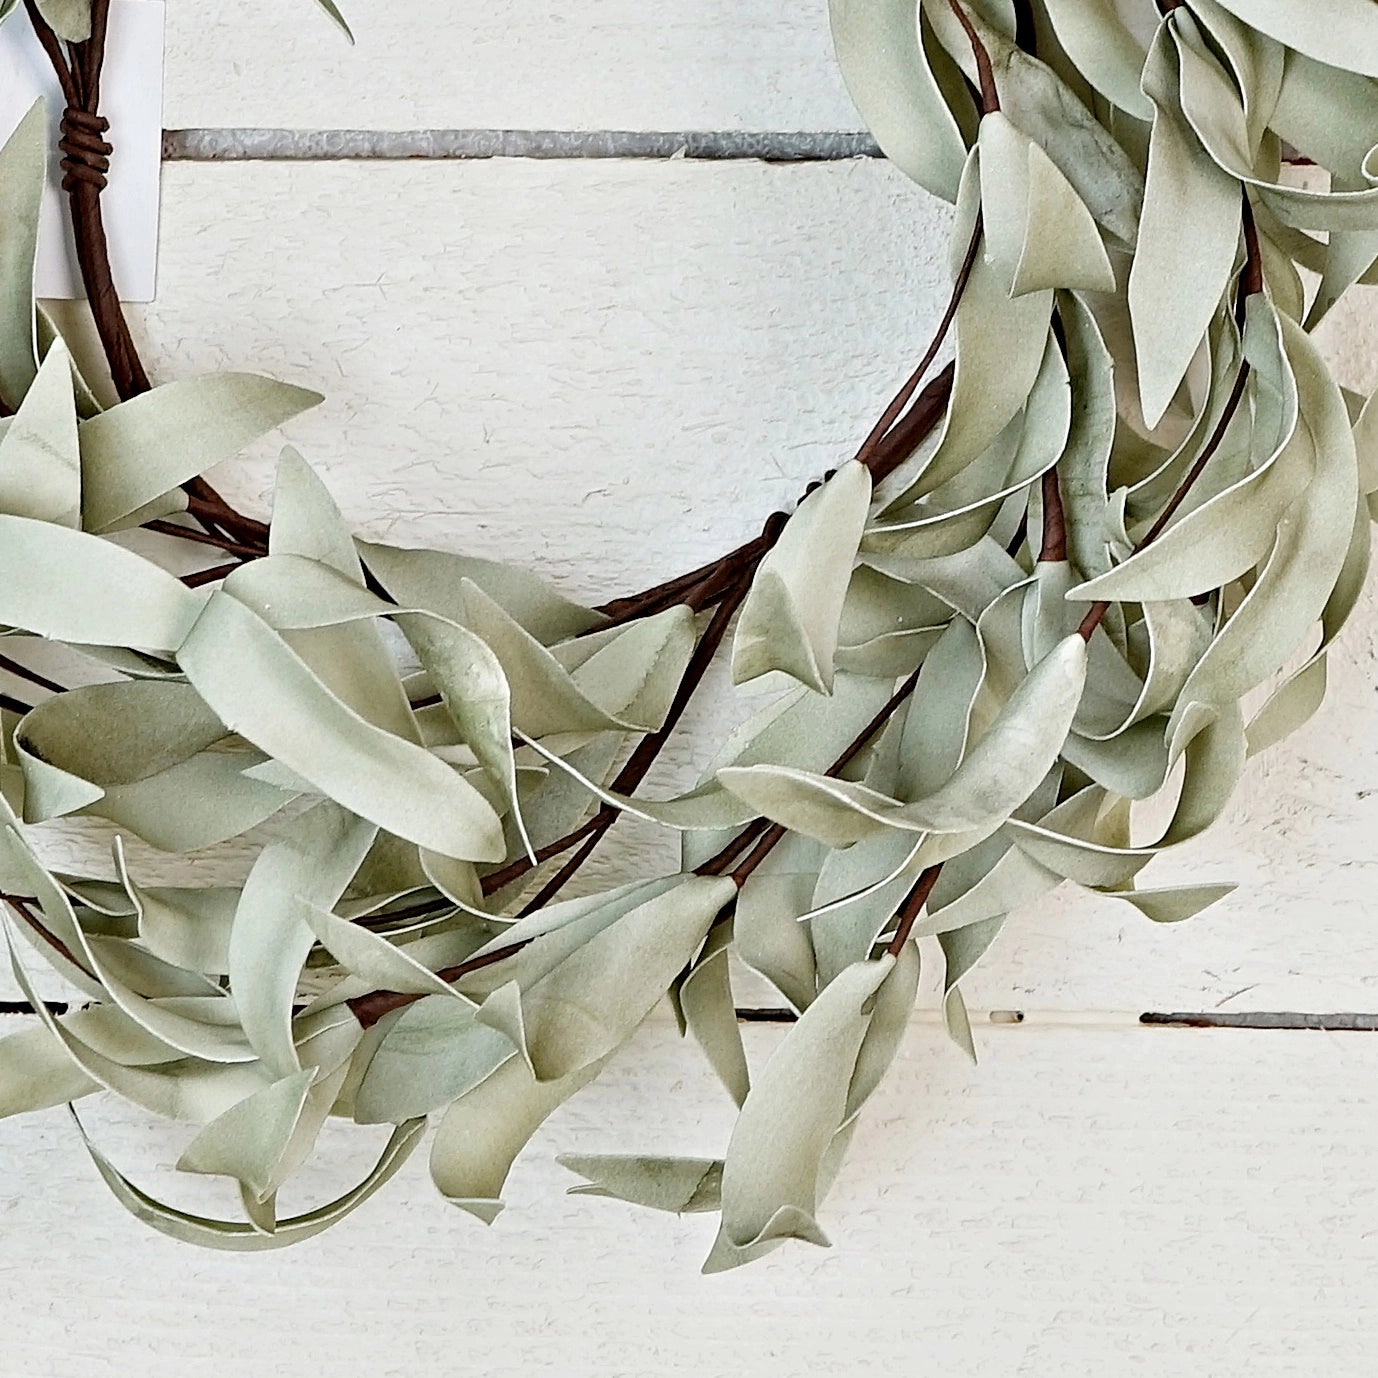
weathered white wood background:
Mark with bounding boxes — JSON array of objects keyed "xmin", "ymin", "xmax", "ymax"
[{"xmin": 4, "ymin": 1, "xmax": 1378, "ymax": 1371}]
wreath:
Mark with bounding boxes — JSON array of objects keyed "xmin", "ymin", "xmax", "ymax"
[{"xmin": 0, "ymin": 0, "xmax": 1374, "ymax": 1271}]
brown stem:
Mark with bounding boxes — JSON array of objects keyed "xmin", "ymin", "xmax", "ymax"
[
  {"xmin": 1, "ymin": 893, "xmax": 95, "ymax": 983},
  {"xmin": 865, "ymin": 366, "xmax": 956, "ymax": 486},
  {"xmin": 886, "ymin": 865, "xmax": 943, "ymax": 956},
  {"xmin": 478, "ymin": 812, "xmax": 610, "ymax": 898},
  {"xmin": 946, "ymin": 0, "xmax": 1001, "ymax": 114},
  {"xmin": 704, "ymin": 664, "xmax": 925, "ymax": 886},
  {"xmin": 1039, "ymin": 466, "xmax": 1067, "ymax": 563},
  {"xmin": 29, "ymin": 0, "xmax": 270, "ymax": 557},
  {"xmin": 144, "ymin": 520, "xmax": 265, "ymax": 560},
  {"xmin": 180, "ymin": 561, "xmax": 241, "ymax": 589},
  {"xmin": 853, "ymin": 218, "xmax": 982, "ymax": 471},
  {"xmin": 0, "ymin": 653, "xmax": 67, "ymax": 697}
]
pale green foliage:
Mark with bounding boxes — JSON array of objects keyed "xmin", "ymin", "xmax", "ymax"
[{"xmin": 0, "ymin": 0, "xmax": 1375, "ymax": 1271}]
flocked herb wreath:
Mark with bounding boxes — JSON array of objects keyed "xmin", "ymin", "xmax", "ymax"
[{"xmin": 0, "ymin": 0, "xmax": 1374, "ymax": 1269}]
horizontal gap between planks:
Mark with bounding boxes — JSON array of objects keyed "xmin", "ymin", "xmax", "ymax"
[
  {"xmin": 5, "ymin": 1000, "xmax": 1378, "ymax": 1030},
  {"xmin": 161, "ymin": 128, "xmax": 883, "ymax": 163}
]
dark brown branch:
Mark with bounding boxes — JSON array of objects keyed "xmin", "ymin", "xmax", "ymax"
[
  {"xmin": 180, "ymin": 561, "xmax": 241, "ymax": 589},
  {"xmin": 854, "ymin": 218, "xmax": 982, "ymax": 471},
  {"xmin": 886, "ymin": 865, "xmax": 943, "ymax": 956},
  {"xmin": 947, "ymin": 0, "xmax": 1001, "ymax": 114},
  {"xmin": 702, "ymin": 664, "xmax": 925, "ymax": 886},
  {"xmin": 0, "ymin": 652, "xmax": 67, "ymax": 697},
  {"xmin": 1039, "ymin": 467, "xmax": 1067, "ymax": 563},
  {"xmin": 145, "ymin": 520, "xmax": 265, "ymax": 560}
]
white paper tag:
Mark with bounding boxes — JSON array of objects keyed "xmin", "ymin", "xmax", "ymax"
[{"xmin": 0, "ymin": 0, "xmax": 164, "ymax": 302}]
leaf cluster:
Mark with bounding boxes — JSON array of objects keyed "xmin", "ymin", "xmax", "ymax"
[{"xmin": 0, "ymin": 0, "xmax": 1376, "ymax": 1268}]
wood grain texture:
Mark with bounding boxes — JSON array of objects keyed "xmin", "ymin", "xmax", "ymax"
[
  {"xmin": 0, "ymin": 1020, "xmax": 1375, "ymax": 1375},
  {"xmin": 163, "ymin": 0, "xmax": 863, "ymax": 133}
]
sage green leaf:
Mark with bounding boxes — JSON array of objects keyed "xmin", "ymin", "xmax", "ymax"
[
  {"xmin": 358, "ymin": 539, "xmax": 601, "ymax": 643},
  {"xmin": 455, "ymin": 878, "xmax": 680, "ymax": 1000},
  {"xmin": 1129, "ymin": 25, "xmax": 1241, "ymax": 430},
  {"xmin": 1005, "ymin": 812, "xmax": 1153, "ymax": 888},
  {"xmin": 221, "ymin": 554, "xmax": 393, "ymax": 631},
  {"xmin": 0, "ymin": 1022, "xmax": 99, "ymax": 1117},
  {"xmin": 719, "ymin": 634, "xmax": 1087, "ymax": 845},
  {"xmin": 845, "ymin": 939, "xmax": 920, "ymax": 1119},
  {"xmin": 230, "ymin": 802, "xmax": 376, "ymax": 1079},
  {"xmin": 897, "ymin": 616, "xmax": 986, "ymax": 796},
  {"xmin": 979, "ymin": 113, "xmax": 1114, "ymax": 297},
  {"xmin": 52, "ymin": 844, "xmax": 256, "ymax": 1065},
  {"xmin": 561, "ymin": 1156, "xmax": 724, "ymax": 1214},
  {"xmin": 458, "ymin": 580, "xmax": 634, "ymax": 736},
  {"xmin": 176, "ymin": 1069, "xmax": 316, "ymax": 1201},
  {"xmin": 1205, "ymin": 0, "xmax": 1378, "ymax": 79},
  {"xmin": 705, "ymin": 955, "xmax": 895, "ymax": 1272},
  {"xmin": 262, "ymin": 453, "xmax": 421, "ymax": 744},
  {"xmin": 939, "ymin": 914, "xmax": 1005, "ymax": 1061},
  {"xmin": 1309, "ymin": 219, "xmax": 1378, "ymax": 332},
  {"xmin": 733, "ymin": 461, "xmax": 870, "ymax": 693},
  {"xmin": 77, "ymin": 1112, "xmax": 425, "ymax": 1251},
  {"xmin": 925, "ymin": 0, "xmax": 1144, "ymax": 243},
  {"xmin": 884, "ymin": 240, "xmax": 1054, "ymax": 506},
  {"xmin": 1062, "ymin": 718, "xmax": 1171, "ymax": 800},
  {"xmin": 269, "ymin": 446, "xmax": 359, "ymax": 573},
  {"xmin": 35, "ymin": 0, "xmax": 89, "ymax": 39},
  {"xmin": 1058, "ymin": 292, "xmax": 1118, "ymax": 581},
  {"xmin": 679, "ymin": 920, "xmax": 750, "ymax": 1107},
  {"xmin": 554, "ymin": 604, "xmax": 696, "ymax": 729},
  {"xmin": 1039, "ymin": 0, "xmax": 1152, "ymax": 119},
  {"xmin": 1071, "ymin": 299, "xmax": 1301, "ymax": 602},
  {"xmin": 1162, "ymin": 703, "xmax": 1248, "ymax": 844},
  {"xmin": 1169, "ymin": 314, "xmax": 1358, "ymax": 732},
  {"xmin": 311, "ymin": 0, "xmax": 353, "ymax": 41},
  {"xmin": 0, "ymin": 101, "xmax": 44, "ymax": 410},
  {"xmin": 0, "ymin": 336, "xmax": 79, "ymax": 525},
  {"xmin": 92, "ymin": 751, "xmax": 298, "ymax": 853},
  {"xmin": 394, "ymin": 611, "xmax": 531, "ymax": 858},
  {"xmin": 829, "ymin": 0, "xmax": 966, "ymax": 201},
  {"xmin": 515, "ymin": 728, "xmax": 757, "ymax": 831},
  {"xmin": 810, "ymin": 831, "xmax": 920, "ymax": 986},
  {"xmin": 14, "ymin": 679, "xmax": 225, "ymax": 810},
  {"xmin": 917, "ymin": 845, "xmax": 1061, "ymax": 938},
  {"xmin": 354, "ymin": 995, "xmax": 516, "ymax": 1124},
  {"xmin": 0, "ymin": 516, "xmax": 204, "ymax": 651},
  {"xmin": 874, "ymin": 336, "xmax": 1071, "ymax": 551},
  {"xmin": 6, "ymin": 926, "xmax": 272, "ymax": 1122},
  {"xmin": 297, "ymin": 897, "xmax": 462, "ymax": 999},
  {"xmin": 1098, "ymin": 883, "xmax": 1236, "ymax": 925},
  {"xmin": 1189, "ymin": 0, "xmax": 1284, "ymax": 153},
  {"xmin": 1271, "ymin": 52, "xmax": 1378, "ymax": 184},
  {"xmin": 125, "ymin": 881, "xmax": 239, "ymax": 977},
  {"xmin": 178, "ymin": 592, "xmax": 504, "ymax": 862},
  {"xmin": 430, "ymin": 1051, "xmax": 610, "ymax": 1223},
  {"xmin": 80, "ymin": 375, "xmax": 322, "ymax": 533},
  {"xmin": 735, "ymin": 872, "xmax": 819, "ymax": 1014},
  {"xmin": 515, "ymin": 875, "xmax": 735, "ymax": 1082},
  {"xmin": 1245, "ymin": 654, "xmax": 1327, "ymax": 758},
  {"xmin": 1171, "ymin": 19, "xmax": 1378, "ymax": 234},
  {"xmin": 0, "ymin": 822, "xmax": 106, "ymax": 998}
]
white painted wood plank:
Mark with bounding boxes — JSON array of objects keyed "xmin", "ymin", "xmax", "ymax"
[
  {"xmin": 163, "ymin": 0, "xmax": 862, "ymax": 133},
  {"xmin": 26, "ymin": 159, "xmax": 1378, "ymax": 1011},
  {"xmin": 0, "ymin": 1020, "xmax": 1374, "ymax": 1374}
]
